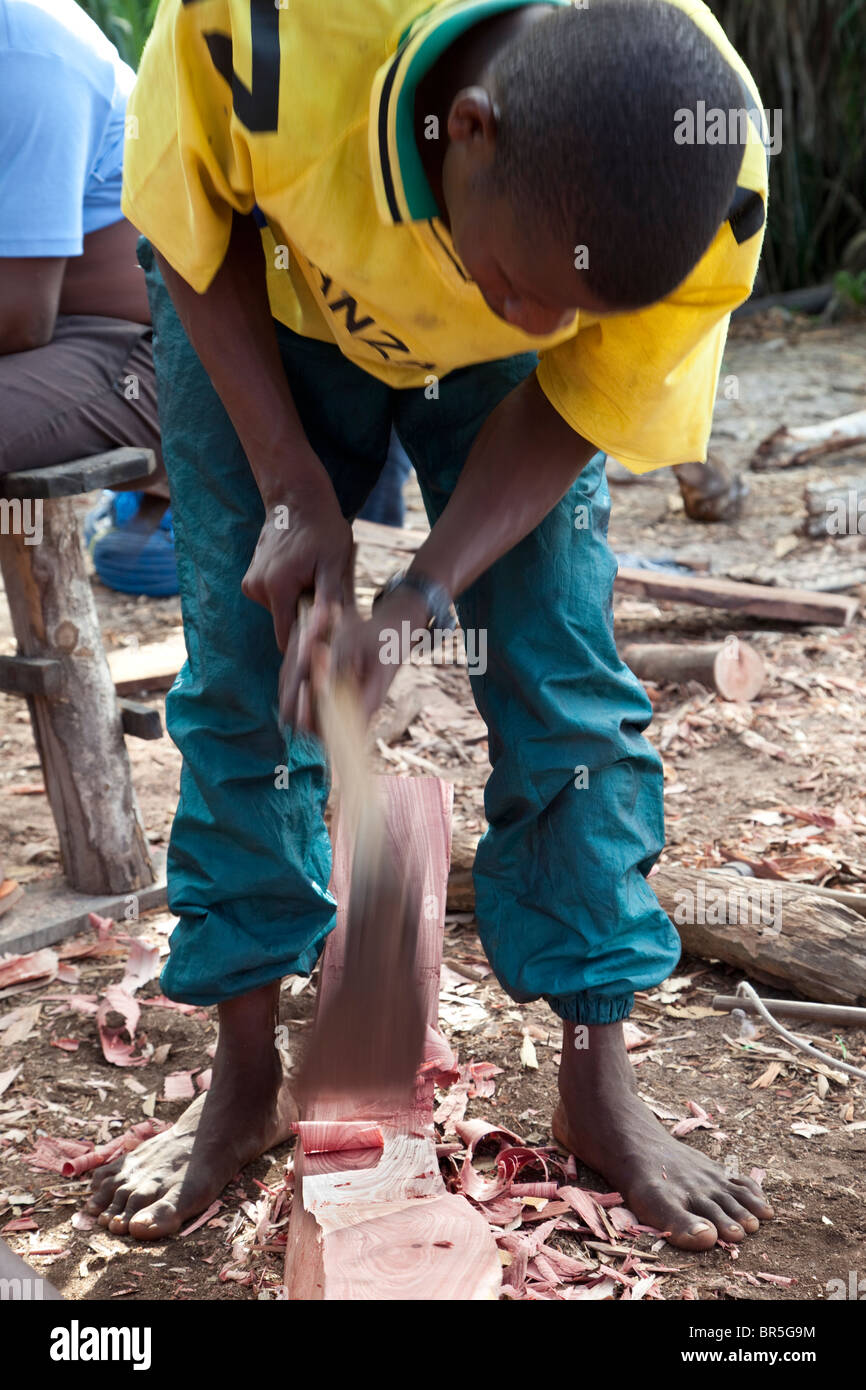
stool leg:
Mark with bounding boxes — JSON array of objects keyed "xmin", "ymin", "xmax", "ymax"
[{"xmin": 0, "ymin": 497, "xmax": 154, "ymax": 894}]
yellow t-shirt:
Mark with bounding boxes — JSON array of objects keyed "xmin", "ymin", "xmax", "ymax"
[{"xmin": 123, "ymin": 0, "xmax": 768, "ymax": 472}]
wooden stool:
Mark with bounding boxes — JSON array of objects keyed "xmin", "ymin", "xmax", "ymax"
[{"xmin": 0, "ymin": 448, "xmax": 159, "ymax": 896}]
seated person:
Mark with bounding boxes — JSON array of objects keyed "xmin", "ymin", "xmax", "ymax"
[{"xmin": 0, "ymin": 0, "xmax": 174, "ymax": 595}]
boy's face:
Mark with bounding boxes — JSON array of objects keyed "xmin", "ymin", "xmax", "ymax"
[{"xmin": 440, "ymin": 91, "xmax": 611, "ymax": 335}]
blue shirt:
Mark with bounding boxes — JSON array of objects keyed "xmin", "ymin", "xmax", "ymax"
[{"xmin": 0, "ymin": 0, "xmax": 135, "ymax": 257}]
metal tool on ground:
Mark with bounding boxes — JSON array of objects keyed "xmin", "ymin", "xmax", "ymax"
[
  {"xmin": 286, "ymin": 600, "xmax": 426, "ymax": 1109},
  {"xmin": 717, "ymin": 981, "xmax": 866, "ymax": 1082},
  {"xmin": 712, "ymin": 993, "xmax": 866, "ymax": 1029}
]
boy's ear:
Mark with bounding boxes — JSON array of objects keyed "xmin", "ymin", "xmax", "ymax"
[{"xmin": 447, "ymin": 86, "xmax": 499, "ymax": 149}]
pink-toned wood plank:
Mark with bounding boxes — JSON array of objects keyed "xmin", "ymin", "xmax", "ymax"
[
  {"xmin": 293, "ymin": 1121, "xmax": 384, "ymax": 1155},
  {"xmin": 284, "ymin": 777, "xmax": 501, "ymax": 1301}
]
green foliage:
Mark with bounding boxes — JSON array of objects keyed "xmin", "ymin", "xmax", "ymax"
[
  {"xmin": 708, "ymin": 0, "xmax": 866, "ymax": 292},
  {"xmin": 75, "ymin": 0, "xmax": 160, "ymax": 70},
  {"xmin": 834, "ymin": 269, "xmax": 866, "ymax": 308}
]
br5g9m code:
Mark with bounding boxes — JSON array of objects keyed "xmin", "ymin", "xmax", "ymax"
[{"xmin": 690, "ymin": 1327, "xmax": 815, "ymax": 1339}]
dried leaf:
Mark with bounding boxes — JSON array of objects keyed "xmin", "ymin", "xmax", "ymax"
[
  {"xmin": 0, "ymin": 1064, "xmax": 22, "ymax": 1096},
  {"xmin": 520, "ymin": 1030, "xmax": 539, "ymax": 1070},
  {"xmin": 96, "ymin": 985, "xmax": 147, "ymax": 1067},
  {"xmin": 0, "ymin": 949, "xmax": 58, "ymax": 989},
  {"xmin": 0, "ymin": 1004, "xmax": 42, "ymax": 1047}
]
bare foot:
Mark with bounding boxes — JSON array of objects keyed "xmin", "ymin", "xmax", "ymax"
[
  {"xmin": 555, "ymin": 1021, "xmax": 773, "ymax": 1251},
  {"xmin": 86, "ymin": 982, "xmax": 297, "ymax": 1240}
]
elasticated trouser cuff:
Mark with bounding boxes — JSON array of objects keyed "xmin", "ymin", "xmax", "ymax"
[{"xmin": 546, "ymin": 991, "xmax": 635, "ymax": 1026}]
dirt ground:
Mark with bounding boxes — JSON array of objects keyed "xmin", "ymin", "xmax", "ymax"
[{"xmin": 1, "ymin": 311, "xmax": 865, "ymax": 1301}]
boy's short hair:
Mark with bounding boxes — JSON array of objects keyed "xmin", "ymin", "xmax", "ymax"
[{"xmin": 487, "ymin": 0, "xmax": 749, "ymax": 309}]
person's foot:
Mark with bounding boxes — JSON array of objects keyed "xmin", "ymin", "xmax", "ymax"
[
  {"xmin": 554, "ymin": 1021, "xmax": 774, "ymax": 1251},
  {"xmin": 86, "ymin": 983, "xmax": 297, "ymax": 1240}
]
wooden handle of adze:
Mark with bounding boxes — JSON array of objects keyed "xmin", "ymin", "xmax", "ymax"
[
  {"xmin": 290, "ymin": 596, "xmax": 425, "ymax": 1102},
  {"xmin": 291, "ymin": 593, "xmax": 386, "ymax": 860}
]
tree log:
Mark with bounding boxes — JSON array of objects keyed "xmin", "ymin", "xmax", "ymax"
[
  {"xmin": 446, "ymin": 844, "xmax": 866, "ymax": 1005},
  {"xmin": 621, "ymin": 639, "xmax": 765, "ymax": 700},
  {"xmin": 752, "ymin": 409, "xmax": 866, "ymax": 471},
  {"xmin": 284, "ymin": 777, "xmax": 501, "ymax": 1300},
  {"xmin": 0, "ymin": 498, "xmax": 153, "ymax": 894},
  {"xmin": 650, "ymin": 865, "xmax": 866, "ymax": 1005}
]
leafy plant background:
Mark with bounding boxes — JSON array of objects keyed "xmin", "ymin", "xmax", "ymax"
[{"xmin": 78, "ymin": 0, "xmax": 159, "ymax": 68}]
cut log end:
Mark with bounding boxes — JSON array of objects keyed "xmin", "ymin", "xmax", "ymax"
[
  {"xmin": 712, "ymin": 640, "xmax": 765, "ymax": 701},
  {"xmin": 622, "ymin": 640, "xmax": 765, "ymax": 702}
]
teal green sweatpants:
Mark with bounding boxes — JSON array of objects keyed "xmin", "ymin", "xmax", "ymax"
[{"xmin": 140, "ymin": 240, "xmax": 680, "ymax": 1024}]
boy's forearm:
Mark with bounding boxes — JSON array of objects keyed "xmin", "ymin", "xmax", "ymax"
[
  {"xmin": 410, "ymin": 373, "xmax": 597, "ymax": 599},
  {"xmin": 153, "ymin": 213, "xmax": 332, "ymax": 508}
]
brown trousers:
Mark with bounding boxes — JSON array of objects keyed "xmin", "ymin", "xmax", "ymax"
[{"xmin": 0, "ymin": 314, "xmax": 165, "ymax": 494}]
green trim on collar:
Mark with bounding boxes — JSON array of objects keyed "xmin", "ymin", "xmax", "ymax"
[{"xmin": 379, "ymin": 0, "xmax": 570, "ymax": 224}]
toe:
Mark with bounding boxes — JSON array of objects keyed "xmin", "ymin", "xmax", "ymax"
[
  {"xmin": 667, "ymin": 1223, "xmax": 722, "ymax": 1256},
  {"xmin": 664, "ymin": 1215, "xmax": 719, "ymax": 1251},
  {"xmin": 84, "ymin": 1190, "xmax": 111, "ymax": 1215},
  {"xmin": 730, "ymin": 1176, "xmax": 774, "ymax": 1220},
  {"xmin": 719, "ymin": 1191, "xmax": 760, "ymax": 1233},
  {"xmin": 86, "ymin": 1166, "xmax": 129, "ymax": 1214},
  {"xmin": 98, "ymin": 1184, "xmax": 135, "ymax": 1229},
  {"xmin": 107, "ymin": 1181, "xmax": 164, "ymax": 1234},
  {"xmin": 692, "ymin": 1197, "xmax": 746, "ymax": 1242},
  {"xmin": 128, "ymin": 1194, "xmax": 185, "ymax": 1241},
  {"xmin": 632, "ymin": 1185, "xmax": 719, "ymax": 1251}
]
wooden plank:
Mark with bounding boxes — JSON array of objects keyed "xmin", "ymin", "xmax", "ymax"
[
  {"xmin": 353, "ymin": 518, "xmax": 859, "ymax": 626},
  {"xmin": 0, "ymin": 1239, "xmax": 63, "ymax": 1300},
  {"xmin": 445, "ymin": 841, "xmax": 866, "ymax": 991},
  {"xmin": 0, "ymin": 448, "xmax": 155, "ymax": 500},
  {"xmin": 615, "ymin": 567, "xmax": 859, "ymax": 626},
  {"xmin": 0, "ymin": 655, "xmax": 61, "ymax": 697},
  {"xmin": 107, "ymin": 634, "xmax": 187, "ymax": 695},
  {"xmin": 284, "ymin": 777, "xmax": 501, "ymax": 1301},
  {"xmin": 651, "ymin": 865, "xmax": 866, "ymax": 1006},
  {"xmin": 118, "ymin": 698, "xmax": 163, "ymax": 741},
  {"xmin": 0, "ymin": 498, "xmax": 154, "ymax": 894}
]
